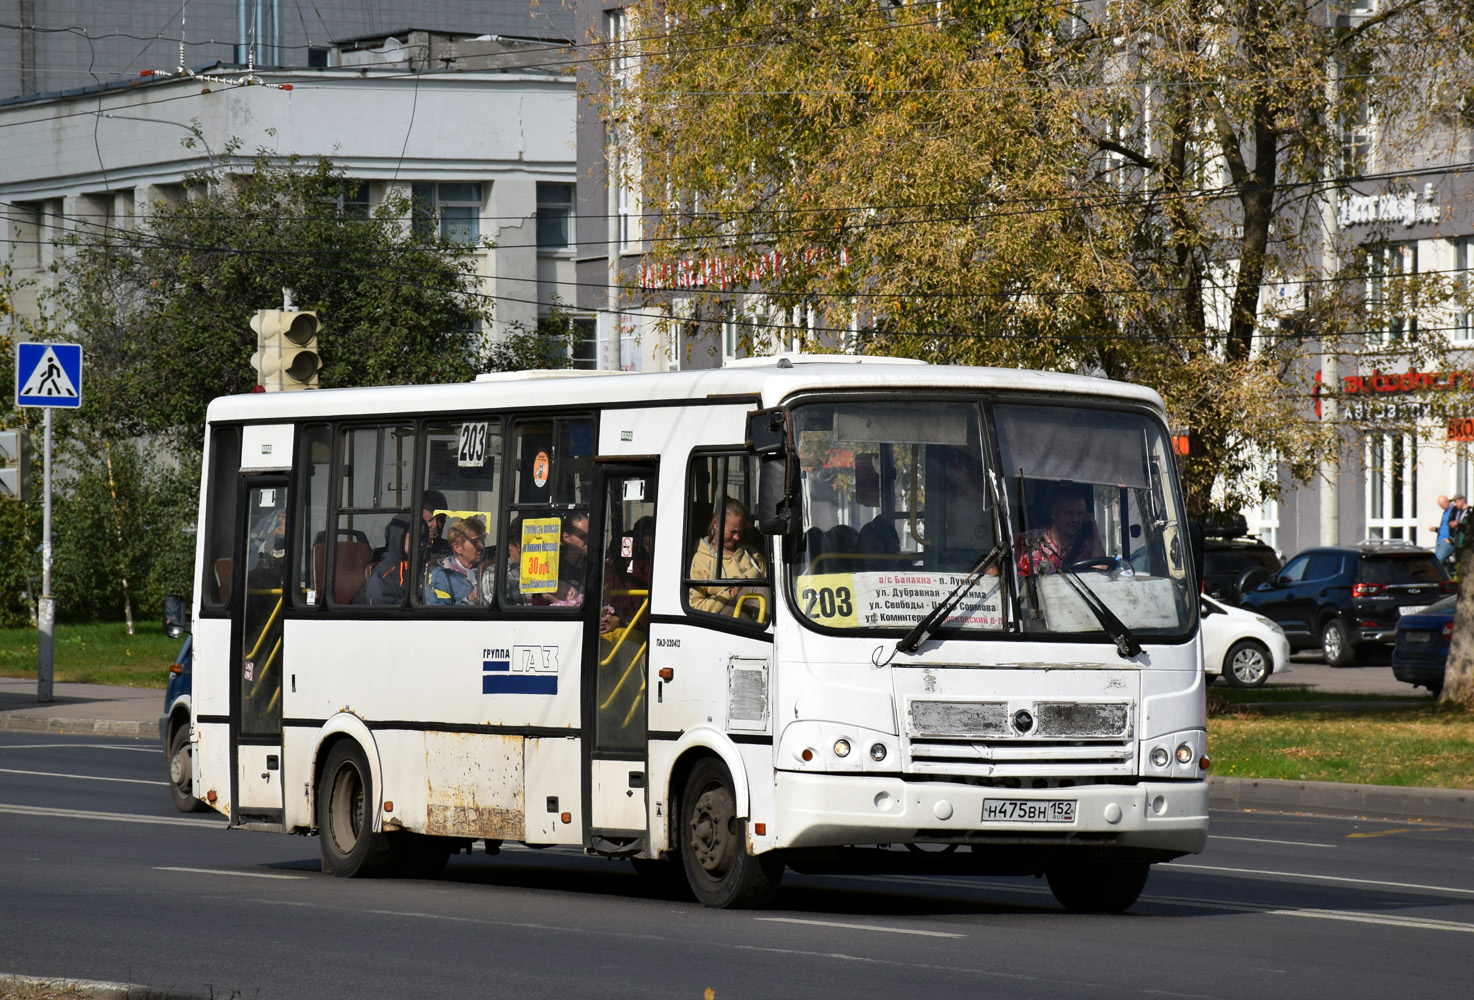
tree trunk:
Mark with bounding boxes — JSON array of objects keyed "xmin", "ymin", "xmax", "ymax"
[
  {"xmin": 1441, "ymin": 547, "xmax": 1474, "ymax": 706},
  {"xmin": 104, "ymin": 443, "xmax": 135, "ymax": 636}
]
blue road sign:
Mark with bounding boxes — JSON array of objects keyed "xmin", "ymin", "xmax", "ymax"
[{"xmin": 16, "ymin": 342, "xmax": 82, "ymax": 409}]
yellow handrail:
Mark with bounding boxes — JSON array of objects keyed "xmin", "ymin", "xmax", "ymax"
[
  {"xmin": 734, "ymin": 592, "xmax": 767, "ymax": 621},
  {"xmin": 599, "ymin": 640, "xmax": 648, "ymax": 713},
  {"xmin": 600, "ymin": 594, "xmax": 650, "ymax": 667}
]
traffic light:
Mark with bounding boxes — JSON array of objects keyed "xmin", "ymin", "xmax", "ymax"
[
  {"xmin": 249, "ymin": 309, "xmax": 322, "ymax": 391},
  {"xmin": 0, "ymin": 428, "xmax": 28, "ymax": 501}
]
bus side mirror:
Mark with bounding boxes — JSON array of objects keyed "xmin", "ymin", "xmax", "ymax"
[
  {"xmin": 755, "ymin": 453, "xmax": 799, "ymax": 535},
  {"xmin": 162, "ymin": 594, "xmax": 191, "ymax": 639}
]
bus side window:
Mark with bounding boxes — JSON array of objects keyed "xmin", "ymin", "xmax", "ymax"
[
  {"xmin": 200, "ymin": 425, "xmax": 241, "ymax": 610},
  {"xmin": 684, "ymin": 452, "xmax": 771, "ymax": 624},
  {"xmin": 293, "ymin": 424, "xmax": 332, "ymax": 608},
  {"xmin": 414, "ymin": 418, "xmax": 503, "ymax": 607},
  {"xmin": 331, "ymin": 423, "xmax": 414, "ymax": 607},
  {"xmin": 505, "ymin": 415, "xmax": 593, "ymax": 609}
]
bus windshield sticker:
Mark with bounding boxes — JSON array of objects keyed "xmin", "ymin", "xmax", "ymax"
[
  {"xmin": 532, "ymin": 450, "xmax": 551, "ymax": 489},
  {"xmin": 520, "ymin": 517, "xmax": 562, "ymax": 593},
  {"xmin": 795, "ymin": 571, "xmax": 1005, "ymax": 630}
]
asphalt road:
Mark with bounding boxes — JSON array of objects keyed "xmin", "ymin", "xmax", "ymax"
[{"xmin": 3, "ymin": 731, "xmax": 1472, "ymax": 1000}]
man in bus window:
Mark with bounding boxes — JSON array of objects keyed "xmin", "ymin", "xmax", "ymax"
[
  {"xmin": 426, "ymin": 516, "xmax": 488, "ymax": 604},
  {"xmin": 1016, "ymin": 484, "xmax": 1105, "ymax": 576},
  {"xmin": 688, "ymin": 497, "xmax": 767, "ymax": 616}
]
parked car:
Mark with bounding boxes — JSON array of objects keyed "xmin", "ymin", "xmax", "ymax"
[
  {"xmin": 1392, "ymin": 595, "xmax": 1455, "ymax": 697},
  {"xmin": 159, "ymin": 635, "xmax": 206, "ymax": 813},
  {"xmin": 1202, "ymin": 530, "xmax": 1282, "ymax": 607},
  {"xmin": 1201, "ymin": 595, "xmax": 1290, "ymax": 688},
  {"xmin": 1239, "ymin": 541, "xmax": 1454, "ymax": 667}
]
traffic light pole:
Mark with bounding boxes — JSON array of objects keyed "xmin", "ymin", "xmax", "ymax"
[{"xmin": 37, "ymin": 406, "xmax": 53, "ymax": 702}]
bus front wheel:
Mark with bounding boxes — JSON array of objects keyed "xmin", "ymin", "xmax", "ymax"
[
  {"xmin": 1046, "ymin": 860, "xmax": 1150, "ymax": 913},
  {"xmin": 679, "ymin": 758, "xmax": 783, "ymax": 908},
  {"xmin": 318, "ymin": 741, "xmax": 394, "ymax": 877}
]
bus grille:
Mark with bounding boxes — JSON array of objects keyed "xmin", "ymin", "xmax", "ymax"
[{"xmin": 904, "ymin": 699, "xmax": 1135, "ymax": 777}]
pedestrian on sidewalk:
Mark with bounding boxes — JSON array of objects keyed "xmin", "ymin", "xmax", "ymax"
[{"xmin": 1432, "ymin": 495, "xmax": 1455, "ymax": 566}]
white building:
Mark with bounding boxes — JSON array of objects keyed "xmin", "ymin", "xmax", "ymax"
[{"xmin": 1, "ymin": 33, "xmax": 579, "ymax": 349}]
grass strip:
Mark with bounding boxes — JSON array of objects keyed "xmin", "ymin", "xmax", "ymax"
[{"xmin": 0, "ymin": 621, "xmax": 180, "ymax": 688}]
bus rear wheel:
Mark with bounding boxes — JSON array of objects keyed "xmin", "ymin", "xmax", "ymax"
[
  {"xmin": 679, "ymin": 759, "xmax": 783, "ymax": 908},
  {"xmin": 1046, "ymin": 860, "xmax": 1150, "ymax": 913},
  {"xmin": 318, "ymin": 741, "xmax": 394, "ymax": 877}
]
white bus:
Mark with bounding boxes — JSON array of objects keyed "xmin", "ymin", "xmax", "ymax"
[{"xmin": 172, "ymin": 356, "xmax": 1208, "ymax": 911}]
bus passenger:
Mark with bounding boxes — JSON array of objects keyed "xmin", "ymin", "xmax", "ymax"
[
  {"xmin": 426, "ymin": 516, "xmax": 488, "ymax": 604},
  {"xmin": 688, "ymin": 498, "xmax": 767, "ymax": 615},
  {"xmin": 1017, "ymin": 484, "xmax": 1104, "ymax": 576},
  {"xmin": 356, "ymin": 516, "xmax": 412, "ymax": 605}
]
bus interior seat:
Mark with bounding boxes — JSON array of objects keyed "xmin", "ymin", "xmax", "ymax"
[{"xmin": 314, "ymin": 541, "xmax": 374, "ymax": 604}]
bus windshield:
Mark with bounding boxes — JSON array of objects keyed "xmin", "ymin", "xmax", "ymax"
[{"xmin": 787, "ymin": 397, "xmax": 1193, "ymax": 640}]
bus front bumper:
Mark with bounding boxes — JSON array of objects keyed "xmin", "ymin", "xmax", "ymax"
[{"xmin": 770, "ymin": 772, "xmax": 1208, "ymax": 857}]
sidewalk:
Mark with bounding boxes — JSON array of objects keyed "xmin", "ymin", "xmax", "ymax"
[
  {"xmin": 3, "ymin": 670, "xmax": 1472, "ymax": 827},
  {"xmin": 0, "ymin": 676, "xmax": 160, "ymax": 738}
]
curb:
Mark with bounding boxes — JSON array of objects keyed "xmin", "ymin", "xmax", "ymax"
[
  {"xmin": 1210, "ymin": 775, "xmax": 1474, "ymax": 827},
  {"xmin": 0, "ymin": 973, "xmax": 210, "ymax": 1000},
  {"xmin": 0, "ymin": 716, "xmax": 155, "ymax": 739}
]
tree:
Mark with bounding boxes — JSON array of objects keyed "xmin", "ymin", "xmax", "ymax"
[
  {"xmin": 596, "ymin": 1, "xmax": 1473, "ymax": 519},
  {"xmin": 482, "ymin": 296, "xmax": 581, "ymax": 372},
  {"xmin": 57, "ymin": 151, "xmax": 497, "ymax": 455}
]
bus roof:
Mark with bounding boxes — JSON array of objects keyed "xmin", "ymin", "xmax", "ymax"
[{"xmin": 204, "ymin": 356, "xmax": 1165, "ymax": 423}]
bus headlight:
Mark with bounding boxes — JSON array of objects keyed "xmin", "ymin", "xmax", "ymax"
[
  {"xmin": 833, "ymin": 739, "xmax": 852, "ymax": 758},
  {"xmin": 1150, "ymin": 747, "xmax": 1170, "ymax": 768},
  {"xmin": 1176, "ymin": 743, "xmax": 1194, "ymax": 764}
]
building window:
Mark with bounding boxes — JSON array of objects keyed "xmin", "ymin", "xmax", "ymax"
[
  {"xmin": 1454, "ymin": 238, "xmax": 1473, "ymax": 342},
  {"xmin": 1366, "ymin": 432, "xmax": 1418, "ymax": 541},
  {"xmin": 412, "ymin": 183, "xmax": 483, "ymax": 245},
  {"xmin": 1340, "ymin": 96, "xmax": 1373, "ymax": 176},
  {"xmin": 1366, "ymin": 243, "xmax": 1417, "ymax": 347},
  {"xmin": 571, "ymin": 318, "xmax": 597, "ymax": 369},
  {"xmin": 537, "ymin": 183, "xmax": 574, "ymax": 251}
]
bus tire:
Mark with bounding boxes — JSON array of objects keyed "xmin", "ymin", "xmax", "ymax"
[
  {"xmin": 679, "ymin": 758, "xmax": 783, "ymax": 908},
  {"xmin": 318, "ymin": 741, "xmax": 394, "ymax": 877},
  {"xmin": 1046, "ymin": 860, "xmax": 1150, "ymax": 913},
  {"xmin": 167, "ymin": 725, "xmax": 208, "ymax": 813}
]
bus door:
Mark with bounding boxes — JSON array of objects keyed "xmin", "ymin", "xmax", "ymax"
[
  {"xmin": 584, "ymin": 464, "xmax": 658, "ymax": 839},
  {"xmin": 232, "ymin": 478, "xmax": 288, "ymax": 822}
]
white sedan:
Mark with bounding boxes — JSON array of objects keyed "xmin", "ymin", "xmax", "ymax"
[{"xmin": 1201, "ymin": 594, "xmax": 1291, "ymax": 688}]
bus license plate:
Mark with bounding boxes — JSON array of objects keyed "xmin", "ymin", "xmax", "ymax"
[{"xmin": 982, "ymin": 799, "xmax": 1076, "ymax": 823}]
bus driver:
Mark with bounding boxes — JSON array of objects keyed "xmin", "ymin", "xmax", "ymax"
[{"xmin": 688, "ymin": 498, "xmax": 767, "ymax": 616}]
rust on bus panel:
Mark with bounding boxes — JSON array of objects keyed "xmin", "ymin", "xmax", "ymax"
[{"xmin": 423, "ymin": 731, "xmax": 526, "ymax": 840}]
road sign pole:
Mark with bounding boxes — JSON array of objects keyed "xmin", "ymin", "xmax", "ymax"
[
  {"xmin": 14, "ymin": 340, "xmax": 81, "ymax": 703},
  {"xmin": 37, "ymin": 406, "xmax": 53, "ymax": 703}
]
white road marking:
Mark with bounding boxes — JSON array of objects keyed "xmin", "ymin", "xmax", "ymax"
[
  {"xmin": 1209, "ymin": 835, "xmax": 1337, "ymax": 849},
  {"xmin": 156, "ymin": 866, "xmax": 305, "ymax": 880},
  {"xmin": 0, "ymin": 803, "xmax": 220, "ymax": 827},
  {"xmin": 0, "ymin": 742, "xmax": 155, "ymax": 753},
  {"xmin": 1173, "ymin": 862, "xmax": 1474, "ymax": 897},
  {"xmin": 756, "ymin": 917, "xmax": 965, "ymax": 938},
  {"xmin": 0, "ymin": 766, "xmax": 167, "ymax": 787}
]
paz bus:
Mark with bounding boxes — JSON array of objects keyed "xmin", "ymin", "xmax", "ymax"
[{"xmin": 169, "ymin": 356, "xmax": 1208, "ymax": 911}]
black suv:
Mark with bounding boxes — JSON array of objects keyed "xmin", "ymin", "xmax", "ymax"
[
  {"xmin": 1200, "ymin": 515, "xmax": 1282, "ymax": 606},
  {"xmin": 1239, "ymin": 542, "xmax": 1453, "ymax": 666}
]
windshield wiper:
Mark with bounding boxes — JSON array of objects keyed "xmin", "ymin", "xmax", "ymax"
[
  {"xmin": 1052, "ymin": 565, "xmax": 1142, "ymax": 658},
  {"xmin": 894, "ymin": 542, "xmax": 1005, "ymax": 654}
]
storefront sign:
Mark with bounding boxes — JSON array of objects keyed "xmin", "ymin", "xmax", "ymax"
[
  {"xmin": 1337, "ymin": 183, "xmax": 1443, "ymax": 229},
  {"xmin": 638, "ymin": 246, "xmax": 848, "ymax": 291},
  {"xmin": 1342, "ymin": 368, "xmax": 1474, "ymax": 395}
]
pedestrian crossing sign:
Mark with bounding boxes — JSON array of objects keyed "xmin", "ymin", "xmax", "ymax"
[{"xmin": 15, "ymin": 342, "xmax": 82, "ymax": 409}]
